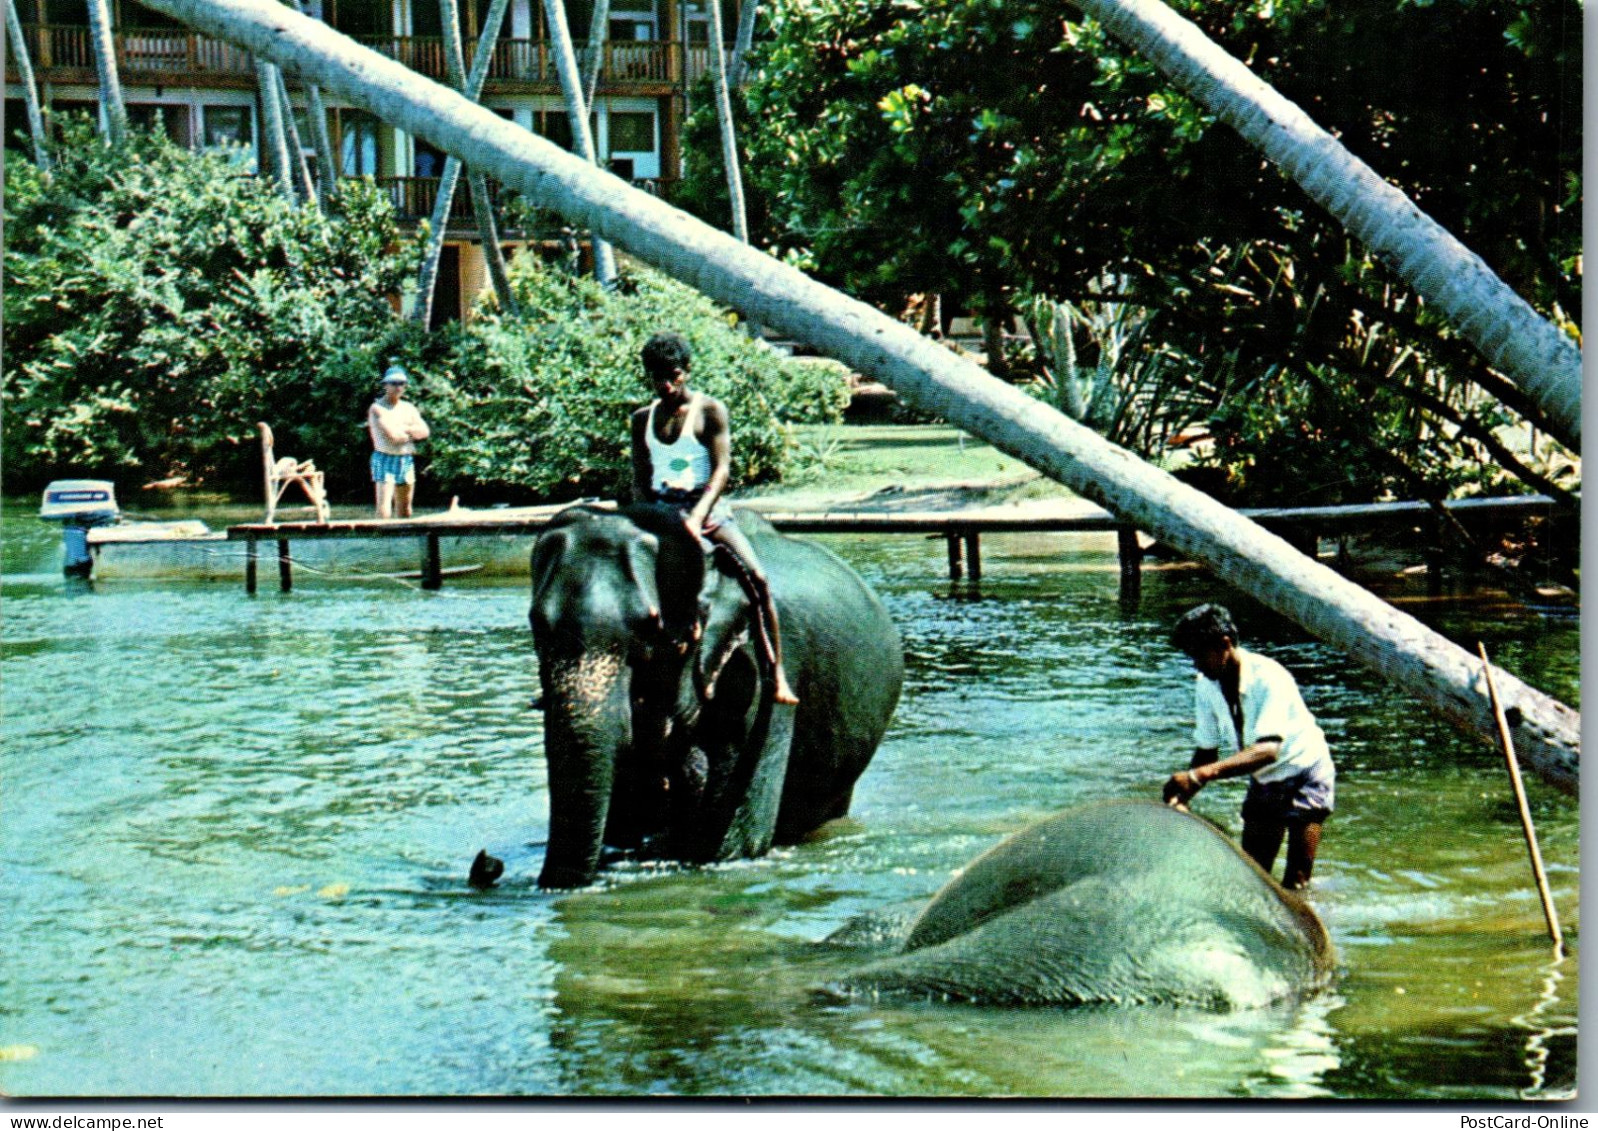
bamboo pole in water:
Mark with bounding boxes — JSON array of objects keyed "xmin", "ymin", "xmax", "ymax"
[{"xmin": 1478, "ymin": 642, "xmax": 1563, "ymax": 958}]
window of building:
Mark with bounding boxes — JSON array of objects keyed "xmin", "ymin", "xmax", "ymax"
[
  {"xmin": 339, "ymin": 111, "xmax": 380, "ymax": 176},
  {"xmin": 608, "ymin": 111, "xmax": 654, "ymax": 153},
  {"xmin": 414, "ymin": 138, "xmax": 446, "ymax": 179},
  {"xmin": 532, "ymin": 109, "xmax": 588, "ymax": 153},
  {"xmin": 325, "ymin": 0, "xmax": 384, "ymax": 38},
  {"xmin": 128, "ymin": 102, "xmax": 190, "ymax": 146},
  {"xmin": 123, "ymin": 1, "xmax": 186, "ymax": 30},
  {"xmin": 202, "ymin": 105, "xmax": 251, "ymax": 149}
]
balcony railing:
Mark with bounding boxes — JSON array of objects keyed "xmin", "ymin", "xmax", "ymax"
[
  {"xmin": 377, "ymin": 174, "xmax": 674, "ymax": 224},
  {"xmin": 12, "ymin": 25, "xmax": 705, "ymax": 88}
]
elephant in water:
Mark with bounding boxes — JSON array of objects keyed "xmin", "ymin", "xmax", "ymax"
[
  {"xmin": 830, "ymin": 800, "xmax": 1335, "ymax": 1009},
  {"xmin": 528, "ymin": 502, "xmax": 903, "ymax": 889}
]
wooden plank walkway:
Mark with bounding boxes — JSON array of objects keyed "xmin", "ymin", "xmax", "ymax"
[{"xmin": 225, "ymin": 494, "xmax": 1561, "ymax": 593}]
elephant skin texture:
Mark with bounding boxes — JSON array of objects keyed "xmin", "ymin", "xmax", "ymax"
[
  {"xmin": 530, "ymin": 503, "xmax": 903, "ymax": 889},
  {"xmin": 829, "ymin": 800, "xmax": 1335, "ymax": 1009}
]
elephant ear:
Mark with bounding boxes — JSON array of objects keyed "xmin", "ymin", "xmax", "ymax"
[{"xmin": 624, "ymin": 502, "xmax": 707, "ymax": 638}]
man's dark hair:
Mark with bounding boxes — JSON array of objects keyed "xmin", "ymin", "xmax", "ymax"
[
  {"xmin": 1170, "ymin": 604, "xmax": 1239, "ymax": 656},
  {"xmin": 641, "ymin": 332, "xmax": 691, "ymax": 379}
]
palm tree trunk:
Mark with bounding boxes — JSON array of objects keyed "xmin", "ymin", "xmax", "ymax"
[
  {"xmin": 136, "ymin": 0, "xmax": 1580, "ymax": 797},
  {"xmin": 292, "ymin": 0, "xmax": 339, "ymax": 202},
  {"xmin": 580, "ymin": 0, "xmax": 610, "ymax": 110},
  {"xmin": 5, "ymin": 0, "xmax": 51, "ymax": 171},
  {"xmin": 273, "ymin": 66, "xmax": 319, "ymax": 205},
  {"xmin": 411, "ymin": 0, "xmax": 512, "ymax": 324},
  {"xmin": 440, "ymin": 0, "xmax": 517, "ymax": 313},
  {"xmin": 255, "ymin": 59, "xmax": 296, "ymax": 197},
  {"xmin": 704, "ymin": 0, "xmax": 748, "ymax": 246},
  {"xmin": 728, "ymin": 0, "xmax": 757, "ymax": 87},
  {"xmin": 1073, "ymin": 0, "xmax": 1581, "ymax": 453},
  {"xmin": 85, "ymin": 0, "xmax": 127, "ymax": 144},
  {"xmin": 540, "ymin": 0, "xmax": 618, "ymax": 287}
]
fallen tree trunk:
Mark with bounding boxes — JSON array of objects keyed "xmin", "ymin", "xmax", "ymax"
[{"xmin": 139, "ymin": 0, "xmax": 1580, "ymax": 796}]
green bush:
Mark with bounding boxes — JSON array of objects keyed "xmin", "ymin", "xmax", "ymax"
[
  {"xmin": 2, "ymin": 118, "xmax": 420, "ymax": 494},
  {"xmin": 421, "ymin": 252, "xmax": 849, "ymax": 503}
]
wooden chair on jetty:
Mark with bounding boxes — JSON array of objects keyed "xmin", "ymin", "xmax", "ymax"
[{"xmin": 258, "ymin": 422, "xmax": 329, "ymax": 524}]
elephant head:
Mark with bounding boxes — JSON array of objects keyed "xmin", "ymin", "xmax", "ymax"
[{"xmin": 529, "ymin": 503, "xmax": 902, "ymax": 889}]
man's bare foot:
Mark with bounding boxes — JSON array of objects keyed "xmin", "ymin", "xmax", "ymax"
[{"xmin": 773, "ymin": 673, "xmax": 800, "ymax": 706}]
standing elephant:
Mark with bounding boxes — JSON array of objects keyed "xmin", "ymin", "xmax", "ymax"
[
  {"xmin": 529, "ymin": 502, "xmax": 903, "ymax": 889},
  {"xmin": 830, "ymin": 800, "xmax": 1335, "ymax": 1009}
]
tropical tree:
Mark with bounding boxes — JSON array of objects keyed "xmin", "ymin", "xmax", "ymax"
[
  {"xmin": 134, "ymin": 0, "xmax": 1579, "ymax": 794},
  {"xmin": 5, "ymin": 0, "xmax": 51, "ymax": 171},
  {"xmin": 412, "ymin": 0, "xmax": 512, "ymax": 324},
  {"xmin": 85, "ymin": 0, "xmax": 127, "ymax": 143},
  {"xmin": 3, "ymin": 120, "xmax": 418, "ymax": 491},
  {"xmin": 439, "ymin": 0, "xmax": 516, "ymax": 313},
  {"xmin": 703, "ymin": 0, "xmax": 749, "ymax": 247},
  {"xmin": 580, "ymin": 0, "xmax": 609, "ymax": 108},
  {"xmin": 541, "ymin": 0, "xmax": 618, "ymax": 286},
  {"xmin": 255, "ymin": 58, "xmax": 296, "ymax": 197},
  {"xmin": 730, "ymin": 0, "xmax": 1579, "ymax": 496},
  {"xmin": 1076, "ymin": 0, "xmax": 1580, "ymax": 451}
]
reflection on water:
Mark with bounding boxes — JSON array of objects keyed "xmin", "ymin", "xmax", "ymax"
[{"xmin": 0, "ymin": 499, "xmax": 1579, "ymax": 1097}]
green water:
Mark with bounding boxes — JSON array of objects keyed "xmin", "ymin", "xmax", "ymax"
[{"xmin": 0, "ymin": 498, "xmax": 1579, "ymax": 1098}]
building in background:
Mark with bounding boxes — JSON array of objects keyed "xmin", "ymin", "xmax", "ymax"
[{"xmin": 5, "ymin": 0, "xmax": 744, "ymax": 324}]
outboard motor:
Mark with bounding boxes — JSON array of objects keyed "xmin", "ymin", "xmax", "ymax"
[{"xmin": 40, "ymin": 480, "xmax": 120, "ymax": 578}]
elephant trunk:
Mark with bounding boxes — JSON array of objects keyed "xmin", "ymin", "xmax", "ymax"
[{"xmin": 538, "ymin": 650, "xmax": 632, "ymax": 889}]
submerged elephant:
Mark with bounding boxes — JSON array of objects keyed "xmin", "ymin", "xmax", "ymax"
[
  {"xmin": 831, "ymin": 800, "xmax": 1335, "ymax": 1009},
  {"xmin": 529, "ymin": 502, "xmax": 903, "ymax": 889}
]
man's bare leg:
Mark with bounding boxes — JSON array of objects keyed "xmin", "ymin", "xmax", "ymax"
[
  {"xmin": 375, "ymin": 481, "xmax": 395, "ymax": 519},
  {"xmin": 395, "ymin": 482, "xmax": 414, "ymax": 519}
]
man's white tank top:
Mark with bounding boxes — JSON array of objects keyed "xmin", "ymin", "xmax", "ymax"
[{"xmin": 645, "ymin": 395, "xmax": 713, "ymax": 493}]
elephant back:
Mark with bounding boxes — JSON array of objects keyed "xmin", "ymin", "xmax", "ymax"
[{"xmin": 905, "ymin": 801, "xmax": 1331, "ymax": 964}]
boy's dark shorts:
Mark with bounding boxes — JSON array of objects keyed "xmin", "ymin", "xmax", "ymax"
[{"xmin": 1241, "ymin": 764, "xmax": 1334, "ymax": 825}]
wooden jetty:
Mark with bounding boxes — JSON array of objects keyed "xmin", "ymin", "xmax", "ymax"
[{"xmin": 225, "ymin": 494, "xmax": 1561, "ymax": 594}]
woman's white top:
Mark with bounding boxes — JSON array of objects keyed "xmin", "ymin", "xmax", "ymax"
[
  {"xmin": 1192, "ymin": 647, "xmax": 1333, "ymax": 783},
  {"xmin": 645, "ymin": 395, "xmax": 713, "ymax": 493}
]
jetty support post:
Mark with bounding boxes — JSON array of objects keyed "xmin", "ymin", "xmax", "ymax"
[
  {"xmin": 964, "ymin": 530, "xmax": 981, "ymax": 584},
  {"xmin": 943, "ymin": 532, "xmax": 963, "ymax": 581},
  {"xmin": 1117, "ymin": 525, "xmax": 1143, "ymax": 607},
  {"xmin": 421, "ymin": 533, "xmax": 443, "ymax": 590},
  {"xmin": 245, "ymin": 536, "xmax": 258, "ymax": 595},
  {"xmin": 277, "ymin": 538, "xmax": 293, "ymax": 592}
]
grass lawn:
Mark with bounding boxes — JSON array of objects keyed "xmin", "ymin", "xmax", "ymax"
[{"xmin": 736, "ymin": 422, "xmax": 1089, "ymax": 510}]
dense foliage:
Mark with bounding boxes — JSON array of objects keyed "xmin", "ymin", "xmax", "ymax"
[
  {"xmin": 3, "ymin": 122, "xmax": 846, "ymax": 502},
  {"xmin": 3, "ymin": 119, "xmax": 419, "ymax": 492},
  {"xmin": 421, "ymin": 254, "xmax": 849, "ymax": 503},
  {"xmin": 708, "ymin": 0, "xmax": 1581, "ymax": 505}
]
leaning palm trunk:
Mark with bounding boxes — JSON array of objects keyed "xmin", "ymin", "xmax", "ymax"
[
  {"xmin": 580, "ymin": 0, "xmax": 610, "ymax": 110},
  {"xmin": 6, "ymin": 0, "xmax": 51, "ymax": 170},
  {"xmin": 728, "ymin": 0, "xmax": 758, "ymax": 87},
  {"xmin": 85, "ymin": 0, "xmax": 127, "ymax": 143},
  {"xmin": 273, "ymin": 66, "xmax": 319, "ymax": 204},
  {"xmin": 1073, "ymin": 0, "xmax": 1581, "ymax": 452},
  {"xmin": 704, "ymin": 0, "xmax": 748, "ymax": 246},
  {"xmin": 411, "ymin": 0, "xmax": 511, "ymax": 324},
  {"xmin": 540, "ymin": 0, "xmax": 618, "ymax": 287},
  {"xmin": 291, "ymin": 0, "xmax": 339, "ymax": 202},
  {"xmin": 138, "ymin": 0, "xmax": 1579, "ymax": 797},
  {"xmin": 440, "ymin": 0, "xmax": 517, "ymax": 313},
  {"xmin": 254, "ymin": 59, "xmax": 296, "ymax": 197}
]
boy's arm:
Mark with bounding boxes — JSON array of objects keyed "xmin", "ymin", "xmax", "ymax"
[
  {"xmin": 686, "ymin": 399, "xmax": 732, "ymax": 531},
  {"xmin": 630, "ymin": 409, "xmax": 653, "ymax": 502}
]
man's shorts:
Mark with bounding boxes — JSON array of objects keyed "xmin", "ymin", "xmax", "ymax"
[
  {"xmin": 1242, "ymin": 761, "xmax": 1335, "ymax": 825},
  {"xmin": 371, "ymin": 451, "xmax": 415, "ymax": 486}
]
